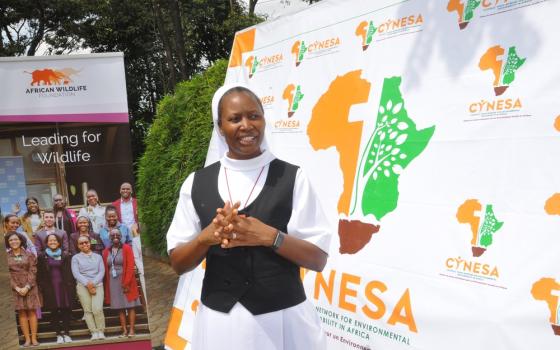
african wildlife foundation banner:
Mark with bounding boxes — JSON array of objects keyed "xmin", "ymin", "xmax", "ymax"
[
  {"xmin": 165, "ymin": 0, "xmax": 560, "ymax": 349},
  {"xmin": 0, "ymin": 53, "xmax": 152, "ymax": 349}
]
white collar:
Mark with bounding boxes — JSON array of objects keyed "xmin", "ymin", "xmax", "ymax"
[{"xmin": 220, "ymin": 149, "xmax": 275, "ymax": 171}]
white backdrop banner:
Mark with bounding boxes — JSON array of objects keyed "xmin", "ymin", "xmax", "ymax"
[{"xmin": 165, "ymin": 1, "xmax": 560, "ymax": 349}]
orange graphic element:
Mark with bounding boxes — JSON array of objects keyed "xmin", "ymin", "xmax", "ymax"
[
  {"xmin": 456, "ymin": 199, "xmax": 482, "ymax": 245},
  {"xmin": 307, "ymin": 70, "xmax": 371, "ymax": 215},
  {"xmin": 479, "ymin": 45, "xmax": 504, "ymax": 86},
  {"xmin": 300, "ymin": 267, "xmax": 309, "ymax": 281},
  {"xmin": 355, "ymin": 21, "xmax": 368, "ymax": 46},
  {"xmin": 244, "ymin": 55, "xmax": 254, "ymax": 72},
  {"xmin": 387, "ymin": 289, "xmax": 417, "ymax": 332},
  {"xmin": 531, "ymin": 278, "xmax": 560, "ymax": 324},
  {"xmin": 447, "ymin": 0, "xmax": 464, "ymax": 22},
  {"xmin": 283, "ymin": 84, "xmax": 295, "ymax": 116},
  {"xmin": 554, "ymin": 115, "xmax": 560, "ymax": 132},
  {"xmin": 25, "ymin": 68, "xmax": 80, "ymax": 86},
  {"xmin": 164, "ymin": 307, "xmax": 188, "ymax": 350},
  {"xmin": 229, "ymin": 28, "xmax": 256, "ymax": 68},
  {"xmin": 545, "ymin": 193, "xmax": 560, "ymax": 216},
  {"xmin": 191, "ymin": 300, "xmax": 200, "ymax": 313}
]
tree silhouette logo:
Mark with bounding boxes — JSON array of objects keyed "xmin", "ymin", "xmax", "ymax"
[
  {"xmin": 479, "ymin": 45, "xmax": 526, "ymax": 96},
  {"xmin": 457, "ymin": 199, "xmax": 504, "ymax": 257},
  {"xmin": 282, "ymin": 84, "xmax": 304, "ymax": 118},
  {"xmin": 355, "ymin": 20, "xmax": 377, "ymax": 51},
  {"xmin": 291, "ymin": 40, "xmax": 307, "ymax": 67},
  {"xmin": 447, "ymin": 0, "xmax": 481, "ymax": 30}
]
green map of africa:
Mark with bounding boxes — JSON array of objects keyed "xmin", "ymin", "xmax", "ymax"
[{"xmin": 308, "ymin": 71, "xmax": 435, "ymax": 253}]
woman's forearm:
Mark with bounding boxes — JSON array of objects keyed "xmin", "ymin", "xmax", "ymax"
[
  {"xmin": 274, "ymin": 231, "xmax": 328, "ymax": 272},
  {"xmin": 169, "ymin": 224, "xmax": 220, "ymax": 275}
]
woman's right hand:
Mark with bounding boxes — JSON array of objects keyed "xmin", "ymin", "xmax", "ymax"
[{"xmin": 196, "ymin": 201, "xmax": 240, "ymax": 247}]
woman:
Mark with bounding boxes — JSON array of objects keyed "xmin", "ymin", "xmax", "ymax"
[
  {"xmin": 99, "ymin": 205, "xmax": 132, "ymax": 248},
  {"xmin": 103, "ymin": 228, "xmax": 141, "ymax": 337},
  {"xmin": 18, "ymin": 197, "xmax": 43, "ymax": 239},
  {"xmin": 71, "ymin": 235, "xmax": 106, "ymax": 340},
  {"xmin": 3, "ymin": 214, "xmax": 37, "ymax": 256},
  {"xmin": 69, "ymin": 216, "xmax": 104, "ymax": 256},
  {"xmin": 38, "ymin": 233, "xmax": 75, "ymax": 344},
  {"xmin": 166, "ymin": 84, "xmax": 331, "ymax": 349},
  {"xmin": 5, "ymin": 231, "xmax": 41, "ymax": 347},
  {"xmin": 78, "ymin": 189, "xmax": 106, "ymax": 234}
]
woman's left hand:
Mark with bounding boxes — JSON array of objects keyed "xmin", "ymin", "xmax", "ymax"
[
  {"xmin": 221, "ymin": 215, "xmax": 276, "ymax": 249},
  {"xmin": 122, "ymin": 286, "xmax": 129, "ymax": 294}
]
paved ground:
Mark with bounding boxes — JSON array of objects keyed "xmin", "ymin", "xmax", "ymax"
[{"xmin": 0, "ymin": 248, "xmax": 179, "ymax": 349}]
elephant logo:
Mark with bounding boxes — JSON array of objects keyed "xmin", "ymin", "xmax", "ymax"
[{"xmin": 24, "ymin": 68, "xmax": 81, "ymax": 86}]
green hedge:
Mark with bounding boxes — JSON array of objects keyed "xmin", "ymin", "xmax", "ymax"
[{"xmin": 137, "ymin": 59, "xmax": 227, "ymax": 256}]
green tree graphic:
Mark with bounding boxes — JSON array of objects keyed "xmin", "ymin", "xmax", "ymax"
[
  {"xmin": 478, "ymin": 204, "xmax": 504, "ymax": 248},
  {"xmin": 350, "ymin": 77, "xmax": 435, "ymax": 220},
  {"xmin": 502, "ymin": 46, "xmax": 526, "ymax": 85},
  {"xmin": 250, "ymin": 56, "xmax": 259, "ymax": 74},
  {"xmin": 292, "ymin": 86, "xmax": 304, "ymax": 111},
  {"xmin": 298, "ymin": 41, "xmax": 308, "ymax": 62},
  {"xmin": 366, "ymin": 21, "xmax": 377, "ymax": 45},
  {"xmin": 464, "ymin": 0, "xmax": 481, "ymax": 21}
]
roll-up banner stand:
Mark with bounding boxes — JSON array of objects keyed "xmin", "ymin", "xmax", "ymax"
[
  {"xmin": 165, "ymin": 0, "xmax": 560, "ymax": 349},
  {"xmin": 0, "ymin": 53, "xmax": 152, "ymax": 349}
]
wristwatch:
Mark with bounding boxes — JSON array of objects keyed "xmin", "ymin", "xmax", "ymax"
[{"xmin": 272, "ymin": 230, "xmax": 285, "ymax": 250}]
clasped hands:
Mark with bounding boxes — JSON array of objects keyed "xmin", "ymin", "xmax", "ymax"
[
  {"xmin": 198, "ymin": 201, "xmax": 276, "ymax": 249},
  {"xmin": 15, "ymin": 285, "xmax": 30, "ymax": 296}
]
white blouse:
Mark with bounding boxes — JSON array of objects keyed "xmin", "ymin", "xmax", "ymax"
[
  {"xmin": 167, "ymin": 150, "xmax": 331, "ymax": 254},
  {"xmin": 166, "ymin": 150, "xmax": 331, "ymax": 350}
]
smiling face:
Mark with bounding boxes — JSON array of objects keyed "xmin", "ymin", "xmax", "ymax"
[
  {"xmin": 6, "ymin": 216, "xmax": 20, "ymax": 231},
  {"xmin": 110, "ymin": 229, "xmax": 121, "ymax": 246},
  {"xmin": 47, "ymin": 234, "xmax": 60, "ymax": 250},
  {"xmin": 86, "ymin": 190, "xmax": 99, "ymax": 206},
  {"xmin": 120, "ymin": 183, "xmax": 132, "ymax": 199},
  {"xmin": 26, "ymin": 198, "xmax": 39, "ymax": 214},
  {"xmin": 105, "ymin": 210, "xmax": 118, "ymax": 227},
  {"xmin": 7, "ymin": 234, "xmax": 22, "ymax": 250},
  {"xmin": 76, "ymin": 217, "xmax": 90, "ymax": 234},
  {"xmin": 218, "ymin": 90, "xmax": 265, "ymax": 160},
  {"xmin": 43, "ymin": 212, "xmax": 55, "ymax": 228},
  {"xmin": 77, "ymin": 237, "xmax": 91, "ymax": 253}
]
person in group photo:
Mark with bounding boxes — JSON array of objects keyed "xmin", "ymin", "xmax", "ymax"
[
  {"xmin": 5, "ymin": 231, "xmax": 41, "ymax": 347},
  {"xmin": 17, "ymin": 197, "xmax": 44, "ymax": 240},
  {"xmin": 103, "ymin": 228, "xmax": 141, "ymax": 338},
  {"xmin": 71, "ymin": 235, "xmax": 106, "ymax": 341},
  {"xmin": 69, "ymin": 216, "xmax": 104, "ymax": 256},
  {"xmin": 38, "ymin": 233, "xmax": 76, "ymax": 344},
  {"xmin": 52, "ymin": 194, "xmax": 77, "ymax": 239},
  {"xmin": 3, "ymin": 214, "xmax": 37, "ymax": 256},
  {"xmin": 112, "ymin": 182, "xmax": 146, "ymax": 299},
  {"xmin": 78, "ymin": 189, "xmax": 106, "ymax": 234},
  {"xmin": 34, "ymin": 209, "xmax": 69, "ymax": 258},
  {"xmin": 166, "ymin": 83, "xmax": 331, "ymax": 349},
  {"xmin": 99, "ymin": 205, "xmax": 132, "ymax": 249}
]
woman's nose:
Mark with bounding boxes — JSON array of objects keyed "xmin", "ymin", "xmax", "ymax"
[{"xmin": 240, "ymin": 116, "xmax": 251, "ymax": 129}]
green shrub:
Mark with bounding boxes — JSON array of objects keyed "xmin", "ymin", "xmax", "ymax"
[{"xmin": 137, "ymin": 59, "xmax": 227, "ymax": 256}]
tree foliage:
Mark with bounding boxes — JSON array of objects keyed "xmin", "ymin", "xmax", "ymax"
[
  {"xmin": 136, "ymin": 59, "xmax": 227, "ymax": 256},
  {"xmin": 1, "ymin": 0, "xmax": 262, "ymax": 160}
]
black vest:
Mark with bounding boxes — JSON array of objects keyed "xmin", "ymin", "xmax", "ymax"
[{"xmin": 192, "ymin": 159, "xmax": 306, "ymax": 315}]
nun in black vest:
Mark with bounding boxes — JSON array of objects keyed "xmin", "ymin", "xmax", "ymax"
[{"xmin": 166, "ymin": 83, "xmax": 331, "ymax": 349}]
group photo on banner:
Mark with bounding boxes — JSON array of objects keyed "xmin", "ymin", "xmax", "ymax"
[{"xmin": 0, "ymin": 54, "xmax": 152, "ymax": 349}]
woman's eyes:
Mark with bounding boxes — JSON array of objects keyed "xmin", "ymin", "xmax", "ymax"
[{"xmin": 227, "ymin": 113, "xmax": 262, "ymax": 123}]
